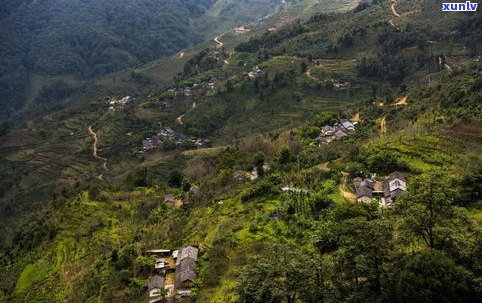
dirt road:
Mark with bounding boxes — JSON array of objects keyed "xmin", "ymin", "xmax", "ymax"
[
  {"xmin": 305, "ymin": 68, "xmax": 317, "ymax": 81},
  {"xmin": 176, "ymin": 114, "xmax": 184, "ymax": 125},
  {"xmin": 351, "ymin": 112, "xmax": 360, "ymax": 122},
  {"xmin": 391, "ymin": 96, "xmax": 407, "ymax": 106},
  {"xmin": 339, "ymin": 172, "xmax": 356, "ymax": 202},
  {"xmin": 391, "ymin": 0, "xmax": 400, "ymax": 17},
  {"xmin": 380, "ymin": 117, "xmax": 387, "ymax": 137},
  {"xmin": 214, "ymin": 35, "xmax": 224, "ymax": 48},
  {"xmin": 88, "ymin": 125, "xmax": 108, "ymax": 171}
]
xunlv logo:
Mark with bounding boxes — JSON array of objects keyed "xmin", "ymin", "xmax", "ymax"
[{"xmin": 442, "ymin": 1, "xmax": 478, "ymax": 11}]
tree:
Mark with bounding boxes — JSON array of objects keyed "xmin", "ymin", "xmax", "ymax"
[
  {"xmin": 237, "ymin": 244, "xmax": 316, "ymax": 303},
  {"xmin": 382, "ymin": 250, "xmax": 480, "ymax": 303},
  {"xmin": 168, "ymin": 170, "xmax": 183, "ymax": 188},
  {"xmin": 396, "ymin": 169, "xmax": 464, "ymax": 249},
  {"xmin": 333, "ymin": 217, "xmax": 393, "ymax": 300}
]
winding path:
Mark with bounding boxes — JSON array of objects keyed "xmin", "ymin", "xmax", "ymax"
[
  {"xmin": 389, "ymin": 0, "xmax": 401, "ymax": 29},
  {"xmin": 380, "ymin": 117, "xmax": 387, "ymax": 137},
  {"xmin": 176, "ymin": 114, "xmax": 184, "ymax": 125},
  {"xmin": 88, "ymin": 125, "xmax": 108, "ymax": 171},
  {"xmin": 305, "ymin": 68, "xmax": 317, "ymax": 81},
  {"xmin": 390, "ymin": 0, "xmax": 400, "ymax": 17},
  {"xmin": 214, "ymin": 34, "xmax": 224, "ymax": 48},
  {"xmin": 175, "ymin": 102, "xmax": 197, "ymax": 125}
]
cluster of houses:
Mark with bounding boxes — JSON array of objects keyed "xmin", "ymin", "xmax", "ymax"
[
  {"xmin": 164, "ymin": 79, "xmax": 219, "ymax": 96},
  {"xmin": 315, "ymin": 119, "xmax": 357, "ymax": 145},
  {"xmin": 147, "ymin": 246, "xmax": 199, "ymax": 302},
  {"xmin": 107, "ymin": 96, "xmax": 133, "ymax": 111},
  {"xmin": 142, "ymin": 127, "xmax": 208, "ymax": 151},
  {"xmin": 354, "ymin": 171, "xmax": 407, "ymax": 206}
]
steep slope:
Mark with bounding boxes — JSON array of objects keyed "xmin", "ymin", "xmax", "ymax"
[{"xmin": 0, "ymin": 0, "xmax": 481, "ymax": 302}]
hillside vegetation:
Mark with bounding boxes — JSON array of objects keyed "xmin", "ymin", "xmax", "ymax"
[{"xmin": 0, "ymin": 0, "xmax": 482, "ymax": 302}]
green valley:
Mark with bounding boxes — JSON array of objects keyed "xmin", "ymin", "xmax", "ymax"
[{"xmin": 0, "ymin": 0, "xmax": 481, "ymax": 302}]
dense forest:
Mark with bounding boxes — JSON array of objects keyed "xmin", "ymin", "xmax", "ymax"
[{"xmin": 0, "ymin": 0, "xmax": 215, "ymax": 120}]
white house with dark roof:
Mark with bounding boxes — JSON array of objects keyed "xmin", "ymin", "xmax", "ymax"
[
  {"xmin": 148, "ymin": 275, "xmax": 165, "ymax": 303},
  {"xmin": 382, "ymin": 172, "xmax": 407, "ymax": 206}
]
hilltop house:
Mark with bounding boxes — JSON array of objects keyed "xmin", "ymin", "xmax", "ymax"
[
  {"xmin": 354, "ymin": 172, "xmax": 407, "ymax": 206},
  {"xmin": 148, "ymin": 275, "xmax": 165, "ymax": 303},
  {"xmin": 174, "ymin": 246, "xmax": 199, "ymax": 297}
]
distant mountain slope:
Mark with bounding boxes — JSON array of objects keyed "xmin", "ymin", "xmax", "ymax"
[{"xmin": 0, "ymin": 0, "xmax": 336, "ymax": 121}]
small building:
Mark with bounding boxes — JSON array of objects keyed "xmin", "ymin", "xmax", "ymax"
[
  {"xmin": 382, "ymin": 171, "xmax": 407, "ymax": 205},
  {"xmin": 174, "ymin": 246, "xmax": 199, "ymax": 296},
  {"xmin": 164, "ymin": 194, "xmax": 175, "ymax": 203},
  {"xmin": 188, "ymin": 185, "xmax": 200, "ymax": 195},
  {"xmin": 183, "ymin": 87, "xmax": 192, "ymax": 97},
  {"xmin": 158, "ymin": 100, "xmax": 171, "ymax": 109},
  {"xmin": 340, "ymin": 120, "xmax": 355, "ymax": 132},
  {"xmin": 155, "ymin": 258, "xmax": 167, "ymax": 269},
  {"xmin": 249, "ymin": 66, "xmax": 263, "ymax": 78},
  {"xmin": 145, "ymin": 249, "xmax": 171, "ymax": 256},
  {"xmin": 333, "ymin": 77, "xmax": 351, "ymax": 88},
  {"xmin": 352, "ymin": 177, "xmax": 363, "ymax": 188},
  {"xmin": 148, "ymin": 275, "xmax": 165, "ymax": 303},
  {"xmin": 356, "ymin": 186, "xmax": 373, "ymax": 202},
  {"xmin": 175, "ymin": 257, "xmax": 197, "ymax": 292}
]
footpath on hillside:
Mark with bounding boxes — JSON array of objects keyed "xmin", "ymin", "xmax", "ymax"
[{"xmin": 88, "ymin": 125, "xmax": 109, "ymax": 173}]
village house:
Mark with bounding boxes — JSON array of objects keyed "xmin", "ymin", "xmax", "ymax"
[
  {"xmin": 148, "ymin": 275, "xmax": 165, "ymax": 303},
  {"xmin": 188, "ymin": 185, "xmax": 200, "ymax": 195},
  {"xmin": 354, "ymin": 172, "xmax": 407, "ymax": 206},
  {"xmin": 142, "ymin": 135, "xmax": 161, "ymax": 151},
  {"xmin": 159, "ymin": 127, "xmax": 186, "ymax": 144},
  {"xmin": 248, "ymin": 65, "xmax": 263, "ymax": 78},
  {"xmin": 183, "ymin": 87, "xmax": 192, "ymax": 97},
  {"xmin": 164, "ymin": 194, "xmax": 175, "ymax": 203},
  {"xmin": 206, "ymin": 78, "xmax": 217, "ymax": 90},
  {"xmin": 107, "ymin": 96, "xmax": 133, "ymax": 111},
  {"xmin": 158, "ymin": 100, "xmax": 171, "ymax": 109},
  {"xmin": 173, "ymin": 246, "xmax": 199, "ymax": 297},
  {"xmin": 333, "ymin": 77, "xmax": 351, "ymax": 88},
  {"xmin": 382, "ymin": 171, "xmax": 407, "ymax": 206}
]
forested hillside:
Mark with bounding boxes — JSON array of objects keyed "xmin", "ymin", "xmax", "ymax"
[
  {"xmin": 1, "ymin": 0, "xmax": 308, "ymax": 122},
  {"xmin": 0, "ymin": 0, "xmax": 481, "ymax": 302},
  {"xmin": 0, "ymin": 0, "xmax": 218, "ymax": 120}
]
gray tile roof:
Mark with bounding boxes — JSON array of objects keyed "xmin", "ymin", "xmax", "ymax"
[
  {"xmin": 356, "ymin": 186, "xmax": 373, "ymax": 199},
  {"xmin": 175, "ymin": 257, "xmax": 197, "ymax": 287},
  {"xmin": 148, "ymin": 275, "xmax": 165, "ymax": 291}
]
